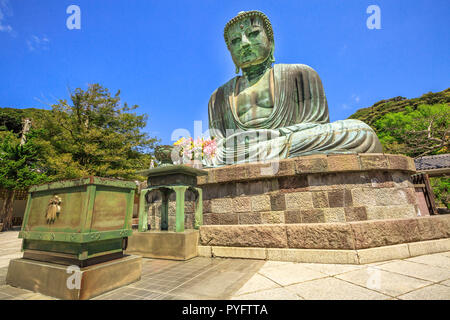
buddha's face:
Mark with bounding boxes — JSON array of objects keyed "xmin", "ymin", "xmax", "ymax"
[{"xmin": 227, "ymin": 16, "xmax": 272, "ymax": 69}]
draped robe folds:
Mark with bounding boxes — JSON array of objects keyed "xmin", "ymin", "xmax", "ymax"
[{"xmin": 205, "ymin": 64, "xmax": 382, "ymax": 167}]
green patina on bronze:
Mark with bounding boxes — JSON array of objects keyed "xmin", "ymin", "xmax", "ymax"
[
  {"xmin": 154, "ymin": 145, "xmax": 175, "ymax": 167},
  {"xmin": 19, "ymin": 177, "xmax": 136, "ymax": 265},
  {"xmin": 206, "ymin": 10, "xmax": 383, "ymax": 166},
  {"xmin": 139, "ymin": 165, "xmax": 207, "ymax": 187},
  {"xmin": 138, "ymin": 166, "xmax": 207, "ymax": 233}
]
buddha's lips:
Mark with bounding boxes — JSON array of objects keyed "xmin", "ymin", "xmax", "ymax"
[
  {"xmin": 241, "ymin": 51, "xmax": 254, "ymax": 61},
  {"xmin": 240, "ymin": 48, "xmax": 253, "ymax": 57}
]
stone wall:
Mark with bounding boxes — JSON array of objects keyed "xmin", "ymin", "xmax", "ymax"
[
  {"xmin": 199, "ymin": 215, "xmax": 450, "ymax": 250},
  {"xmin": 147, "ymin": 154, "xmax": 420, "ymax": 230}
]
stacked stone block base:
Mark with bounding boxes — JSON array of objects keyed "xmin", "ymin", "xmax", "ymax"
[
  {"xmin": 200, "ymin": 154, "xmax": 420, "ymax": 225},
  {"xmin": 140, "ymin": 154, "xmax": 450, "ymax": 264},
  {"xmin": 146, "ymin": 154, "xmax": 420, "ymax": 231},
  {"xmin": 198, "ymin": 215, "xmax": 450, "ymax": 264},
  {"xmin": 199, "ymin": 239, "xmax": 450, "ymax": 264}
]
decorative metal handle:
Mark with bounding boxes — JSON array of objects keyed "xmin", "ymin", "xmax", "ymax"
[{"xmin": 46, "ymin": 195, "xmax": 62, "ymax": 224}]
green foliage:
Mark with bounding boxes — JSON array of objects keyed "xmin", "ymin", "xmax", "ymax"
[
  {"xmin": 348, "ymin": 88, "xmax": 450, "ymax": 126},
  {"xmin": 349, "ymin": 89, "xmax": 449, "ymax": 158},
  {"xmin": 0, "ymin": 107, "xmax": 49, "ymax": 134},
  {"xmin": 430, "ymin": 177, "xmax": 449, "ymax": 209},
  {"xmin": 0, "ymin": 109, "xmax": 22, "ymax": 134},
  {"xmin": 0, "ymin": 132, "xmax": 49, "ymax": 190},
  {"xmin": 35, "ymin": 84, "xmax": 158, "ymax": 180},
  {"xmin": 373, "ymin": 103, "xmax": 449, "ymax": 158}
]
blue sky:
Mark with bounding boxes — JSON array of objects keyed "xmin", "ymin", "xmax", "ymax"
[{"xmin": 0, "ymin": 0, "xmax": 449, "ymax": 144}]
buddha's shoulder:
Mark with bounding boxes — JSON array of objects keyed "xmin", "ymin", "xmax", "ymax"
[
  {"xmin": 209, "ymin": 76, "xmax": 239, "ymax": 100},
  {"xmin": 274, "ymin": 63, "xmax": 319, "ymax": 75}
]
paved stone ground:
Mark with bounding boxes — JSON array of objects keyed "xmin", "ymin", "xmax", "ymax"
[{"xmin": 1, "ymin": 230, "xmax": 450, "ymax": 300}]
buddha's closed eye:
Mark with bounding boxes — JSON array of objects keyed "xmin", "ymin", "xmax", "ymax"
[
  {"xmin": 231, "ymin": 38, "xmax": 241, "ymax": 45},
  {"xmin": 248, "ymin": 30, "xmax": 260, "ymax": 38}
]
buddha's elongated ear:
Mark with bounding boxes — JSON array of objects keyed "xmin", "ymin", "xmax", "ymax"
[{"xmin": 269, "ymin": 42, "xmax": 275, "ymax": 64}]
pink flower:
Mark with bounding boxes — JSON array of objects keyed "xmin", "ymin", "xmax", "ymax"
[{"xmin": 173, "ymin": 136, "xmax": 216, "ymax": 161}]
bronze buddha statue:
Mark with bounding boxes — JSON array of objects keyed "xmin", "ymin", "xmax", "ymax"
[{"xmin": 206, "ymin": 11, "xmax": 382, "ymax": 166}]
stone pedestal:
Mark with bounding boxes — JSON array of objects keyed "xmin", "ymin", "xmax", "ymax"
[
  {"xmin": 6, "ymin": 255, "xmax": 142, "ymax": 300},
  {"xmin": 126, "ymin": 230, "xmax": 199, "ymax": 260},
  {"xmin": 140, "ymin": 154, "xmax": 450, "ymax": 264},
  {"xmin": 197, "ymin": 215, "xmax": 450, "ymax": 264},
  {"xmin": 196, "ymin": 154, "xmax": 420, "ymax": 225},
  {"xmin": 147, "ymin": 154, "xmax": 420, "ymax": 229},
  {"xmin": 148, "ymin": 154, "xmax": 425, "ymax": 230}
]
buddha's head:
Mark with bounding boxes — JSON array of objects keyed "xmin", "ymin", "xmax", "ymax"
[{"xmin": 224, "ymin": 11, "xmax": 275, "ymax": 74}]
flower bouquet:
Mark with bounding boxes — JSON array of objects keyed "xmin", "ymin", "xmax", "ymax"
[{"xmin": 173, "ymin": 137, "xmax": 216, "ymax": 168}]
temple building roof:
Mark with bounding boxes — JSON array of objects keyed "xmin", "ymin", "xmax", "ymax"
[{"xmin": 414, "ymin": 154, "xmax": 450, "ymax": 176}]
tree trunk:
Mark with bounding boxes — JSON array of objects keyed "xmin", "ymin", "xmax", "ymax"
[
  {"xmin": 1, "ymin": 189, "xmax": 15, "ymax": 232},
  {"xmin": 20, "ymin": 118, "xmax": 32, "ymax": 145}
]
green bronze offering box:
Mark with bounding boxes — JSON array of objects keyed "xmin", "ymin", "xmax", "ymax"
[
  {"xmin": 19, "ymin": 176, "xmax": 136, "ymax": 267},
  {"xmin": 140, "ymin": 164, "xmax": 208, "ymax": 188}
]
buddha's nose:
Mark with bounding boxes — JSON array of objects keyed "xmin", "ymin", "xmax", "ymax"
[{"xmin": 241, "ymin": 34, "xmax": 250, "ymax": 47}]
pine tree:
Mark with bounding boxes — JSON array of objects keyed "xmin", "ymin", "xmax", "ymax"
[
  {"xmin": 0, "ymin": 130, "xmax": 48, "ymax": 231},
  {"xmin": 35, "ymin": 83, "xmax": 158, "ymax": 180}
]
